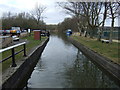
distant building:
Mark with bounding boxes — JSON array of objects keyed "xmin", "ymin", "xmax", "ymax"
[{"xmin": 102, "ymin": 27, "xmax": 120, "ymax": 40}]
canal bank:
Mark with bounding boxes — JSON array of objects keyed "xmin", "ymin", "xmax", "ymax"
[
  {"xmin": 2, "ymin": 38, "xmax": 49, "ymax": 89},
  {"xmin": 26, "ymin": 34, "xmax": 120, "ymax": 88},
  {"xmin": 69, "ymin": 37, "xmax": 120, "ymax": 85}
]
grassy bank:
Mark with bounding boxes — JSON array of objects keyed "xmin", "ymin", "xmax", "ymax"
[
  {"xmin": 71, "ymin": 36, "xmax": 120, "ymax": 64},
  {"xmin": 1, "ymin": 34, "xmax": 47, "ymax": 71}
]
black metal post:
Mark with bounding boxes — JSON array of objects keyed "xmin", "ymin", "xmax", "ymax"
[
  {"xmin": 11, "ymin": 48, "xmax": 17, "ymax": 67},
  {"xmin": 24, "ymin": 44, "xmax": 27, "ymax": 56}
]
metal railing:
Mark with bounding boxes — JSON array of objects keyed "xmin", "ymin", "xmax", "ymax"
[{"xmin": 0, "ymin": 42, "xmax": 26, "ymax": 67}]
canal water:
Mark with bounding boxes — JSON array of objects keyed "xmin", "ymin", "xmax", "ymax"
[{"xmin": 26, "ymin": 34, "xmax": 120, "ymax": 88}]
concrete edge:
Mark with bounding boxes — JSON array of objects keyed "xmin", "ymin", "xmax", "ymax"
[
  {"xmin": 68, "ymin": 37, "xmax": 120, "ymax": 85},
  {"xmin": 2, "ymin": 38, "xmax": 49, "ymax": 89}
]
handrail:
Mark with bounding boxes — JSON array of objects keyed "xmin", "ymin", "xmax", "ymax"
[
  {"xmin": 0, "ymin": 42, "xmax": 26, "ymax": 67},
  {"xmin": 0, "ymin": 42, "xmax": 26, "ymax": 53}
]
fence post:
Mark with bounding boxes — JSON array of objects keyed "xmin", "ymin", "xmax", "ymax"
[
  {"xmin": 23, "ymin": 44, "xmax": 27, "ymax": 56},
  {"xmin": 11, "ymin": 48, "xmax": 17, "ymax": 67}
]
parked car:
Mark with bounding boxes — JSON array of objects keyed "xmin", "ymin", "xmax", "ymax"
[
  {"xmin": 1, "ymin": 30, "xmax": 10, "ymax": 35},
  {"xmin": 0, "ymin": 30, "xmax": 4, "ymax": 35},
  {"xmin": 41, "ymin": 30, "xmax": 46, "ymax": 36},
  {"xmin": 12, "ymin": 35, "xmax": 19, "ymax": 41}
]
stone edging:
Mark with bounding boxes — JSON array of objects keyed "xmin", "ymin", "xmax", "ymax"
[
  {"xmin": 2, "ymin": 38, "xmax": 49, "ymax": 89},
  {"xmin": 69, "ymin": 37, "xmax": 120, "ymax": 85}
]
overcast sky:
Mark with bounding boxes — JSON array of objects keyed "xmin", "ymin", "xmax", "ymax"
[
  {"xmin": 0, "ymin": 0, "xmax": 71, "ymax": 24},
  {"xmin": 0, "ymin": 0, "xmax": 119, "ymax": 26}
]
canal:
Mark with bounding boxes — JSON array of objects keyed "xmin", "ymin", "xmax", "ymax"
[{"xmin": 26, "ymin": 34, "xmax": 120, "ymax": 88}]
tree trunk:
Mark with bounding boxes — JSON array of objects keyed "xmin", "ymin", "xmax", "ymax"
[
  {"xmin": 97, "ymin": 28, "xmax": 102, "ymax": 41},
  {"xmin": 77, "ymin": 17, "xmax": 82, "ymax": 36},
  {"xmin": 90, "ymin": 31, "xmax": 94, "ymax": 38},
  {"xmin": 98, "ymin": 3, "xmax": 108, "ymax": 41},
  {"xmin": 109, "ymin": 2, "xmax": 115, "ymax": 44},
  {"xmin": 90, "ymin": 26, "xmax": 94, "ymax": 38},
  {"xmin": 109, "ymin": 18, "xmax": 114, "ymax": 43},
  {"xmin": 109, "ymin": 28, "xmax": 113, "ymax": 43}
]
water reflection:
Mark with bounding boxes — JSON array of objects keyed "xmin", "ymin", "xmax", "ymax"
[
  {"xmin": 27, "ymin": 34, "xmax": 120, "ymax": 88},
  {"xmin": 53, "ymin": 32, "xmax": 71, "ymax": 46},
  {"xmin": 63, "ymin": 50, "xmax": 119, "ymax": 88}
]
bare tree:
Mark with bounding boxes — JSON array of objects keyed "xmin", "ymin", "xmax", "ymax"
[
  {"xmin": 98, "ymin": 2, "xmax": 109, "ymax": 41},
  {"xmin": 57, "ymin": 2, "xmax": 105, "ymax": 38},
  {"xmin": 81, "ymin": 2, "xmax": 104, "ymax": 38},
  {"xmin": 108, "ymin": 2, "xmax": 119, "ymax": 43},
  {"xmin": 0, "ymin": 18, "xmax": 2, "ymax": 30},
  {"xmin": 31, "ymin": 4, "xmax": 46, "ymax": 25},
  {"xmin": 57, "ymin": 2, "xmax": 87, "ymax": 35}
]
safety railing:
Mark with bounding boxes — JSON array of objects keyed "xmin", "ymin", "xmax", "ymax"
[{"xmin": 0, "ymin": 42, "xmax": 26, "ymax": 67}]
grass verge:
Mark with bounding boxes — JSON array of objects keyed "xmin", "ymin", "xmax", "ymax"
[
  {"xmin": 1, "ymin": 34, "xmax": 47, "ymax": 71},
  {"xmin": 71, "ymin": 35, "xmax": 120, "ymax": 64}
]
